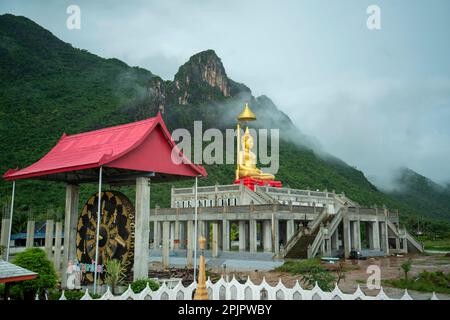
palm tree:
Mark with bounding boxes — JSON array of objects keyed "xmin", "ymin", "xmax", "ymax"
[
  {"xmin": 401, "ymin": 259, "xmax": 412, "ymax": 281},
  {"xmin": 104, "ymin": 259, "xmax": 126, "ymax": 295}
]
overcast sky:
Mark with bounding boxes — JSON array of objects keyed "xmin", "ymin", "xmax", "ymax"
[{"xmin": 1, "ymin": 0, "xmax": 450, "ymax": 188}]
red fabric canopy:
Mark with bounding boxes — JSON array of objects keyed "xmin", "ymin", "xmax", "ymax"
[{"xmin": 3, "ymin": 112, "xmax": 206, "ymax": 181}]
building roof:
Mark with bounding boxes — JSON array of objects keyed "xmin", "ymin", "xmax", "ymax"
[
  {"xmin": 0, "ymin": 260, "xmax": 38, "ymax": 283},
  {"xmin": 3, "ymin": 112, "xmax": 206, "ymax": 183}
]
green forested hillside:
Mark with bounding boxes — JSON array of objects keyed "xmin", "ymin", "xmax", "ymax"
[{"xmin": 0, "ymin": 14, "xmax": 448, "ymax": 237}]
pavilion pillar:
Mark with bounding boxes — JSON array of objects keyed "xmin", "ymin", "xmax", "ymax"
[
  {"xmin": 45, "ymin": 219, "xmax": 54, "ymax": 260},
  {"xmin": 61, "ymin": 184, "xmax": 79, "ymax": 289},
  {"xmin": 54, "ymin": 221, "xmax": 63, "ymax": 271},
  {"xmin": 1, "ymin": 217, "xmax": 10, "ymax": 259},
  {"xmin": 222, "ymin": 219, "xmax": 230, "ymax": 252},
  {"xmin": 212, "ymin": 222, "xmax": 219, "ymax": 258},
  {"xmin": 186, "ymin": 220, "xmax": 194, "ymax": 268},
  {"xmin": 249, "ymin": 219, "xmax": 257, "ymax": 253},
  {"xmin": 134, "ymin": 177, "xmax": 151, "ymax": 280},
  {"xmin": 239, "ymin": 221, "xmax": 246, "ymax": 252},
  {"xmin": 162, "ymin": 221, "xmax": 170, "ymax": 269},
  {"xmin": 26, "ymin": 220, "xmax": 35, "ymax": 248},
  {"xmin": 263, "ymin": 220, "xmax": 272, "ymax": 252},
  {"xmin": 352, "ymin": 220, "xmax": 361, "ymax": 251}
]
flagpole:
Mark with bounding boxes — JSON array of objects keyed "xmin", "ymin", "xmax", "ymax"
[
  {"xmin": 93, "ymin": 166, "xmax": 102, "ymax": 295},
  {"xmin": 193, "ymin": 175, "xmax": 198, "ymax": 281},
  {"xmin": 6, "ymin": 181, "xmax": 15, "ymax": 262}
]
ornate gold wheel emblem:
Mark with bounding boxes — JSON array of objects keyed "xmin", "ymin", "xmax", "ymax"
[{"xmin": 76, "ymin": 191, "xmax": 135, "ymax": 284}]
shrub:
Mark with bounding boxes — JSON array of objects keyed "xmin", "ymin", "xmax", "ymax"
[
  {"xmin": 275, "ymin": 259, "xmax": 336, "ymax": 291},
  {"xmin": 130, "ymin": 279, "xmax": 160, "ymax": 293},
  {"xmin": 11, "ymin": 248, "xmax": 57, "ymax": 300}
]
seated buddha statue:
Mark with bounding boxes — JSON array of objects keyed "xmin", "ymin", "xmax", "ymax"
[{"xmin": 238, "ymin": 127, "xmax": 275, "ymax": 181}]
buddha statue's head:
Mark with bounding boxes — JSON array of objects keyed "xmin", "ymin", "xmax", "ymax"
[{"xmin": 242, "ymin": 127, "xmax": 254, "ymax": 150}]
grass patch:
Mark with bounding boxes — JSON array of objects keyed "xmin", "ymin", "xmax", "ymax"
[
  {"xmin": 275, "ymin": 259, "xmax": 323, "ymax": 274},
  {"xmin": 423, "ymin": 239, "xmax": 450, "ymax": 251},
  {"xmin": 384, "ymin": 271, "xmax": 450, "ymax": 294}
]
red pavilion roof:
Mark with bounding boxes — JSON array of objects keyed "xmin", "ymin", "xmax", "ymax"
[{"xmin": 3, "ymin": 112, "xmax": 206, "ymax": 181}]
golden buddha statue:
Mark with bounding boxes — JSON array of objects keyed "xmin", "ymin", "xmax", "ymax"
[{"xmin": 237, "ymin": 127, "xmax": 275, "ymax": 181}]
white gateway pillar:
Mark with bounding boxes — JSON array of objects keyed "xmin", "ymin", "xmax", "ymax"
[
  {"xmin": 61, "ymin": 184, "xmax": 79, "ymax": 288},
  {"xmin": 134, "ymin": 177, "xmax": 151, "ymax": 280}
]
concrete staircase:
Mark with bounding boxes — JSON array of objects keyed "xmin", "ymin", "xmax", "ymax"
[{"xmin": 281, "ymin": 209, "xmax": 333, "ymax": 259}]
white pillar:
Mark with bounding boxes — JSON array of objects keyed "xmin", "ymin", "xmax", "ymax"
[
  {"xmin": 186, "ymin": 220, "xmax": 194, "ymax": 268},
  {"xmin": 249, "ymin": 220, "xmax": 257, "ymax": 253},
  {"xmin": 263, "ymin": 220, "xmax": 272, "ymax": 252},
  {"xmin": 54, "ymin": 221, "xmax": 62, "ymax": 271},
  {"xmin": 286, "ymin": 219, "xmax": 294, "ymax": 242},
  {"xmin": 174, "ymin": 220, "xmax": 180, "ymax": 250},
  {"xmin": 239, "ymin": 221, "xmax": 246, "ymax": 252},
  {"xmin": 153, "ymin": 221, "xmax": 160, "ymax": 249},
  {"xmin": 45, "ymin": 219, "xmax": 54, "ymax": 260},
  {"xmin": 61, "ymin": 184, "xmax": 79, "ymax": 288},
  {"xmin": 343, "ymin": 209, "xmax": 351, "ymax": 258},
  {"xmin": 212, "ymin": 222, "xmax": 219, "ymax": 258},
  {"xmin": 0, "ymin": 218, "xmax": 10, "ymax": 259},
  {"xmin": 134, "ymin": 177, "xmax": 151, "ymax": 280},
  {"xmin": 162, "ymin": 221, "xmax": 170, "ymax": 269},
  {"xmin": 372, "ymin": 221, "xmax": 380, "ymax": 250},
  {"xmin": 222, "ymin": 220, "xmax": 230, "ymax": 251},
  {"xmin": 26, "ymin": 220, "xmax": 35, "ymax": 248},
  {"xmin": 380, "ymin": 221, "xmax": 389, "ymax": 254},
  {"xmin": 169, "ymin": 222, "xmax": 175, "ymax": 250},
  {"xmin": 273, "ymin": 216, "xmax": 280, "ymax": 255},
  {"xmin": 352, "ymin": 220, "xmax": 361, "ymax": 251}
]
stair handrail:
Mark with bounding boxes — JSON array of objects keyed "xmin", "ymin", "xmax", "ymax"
[
  {"xmin": 308, "ymin": 227, "xmax": 325, "ymax": 258},
  {"xmin": 254, "ymin": 185, "xmax": 277, "ymax": 203}
]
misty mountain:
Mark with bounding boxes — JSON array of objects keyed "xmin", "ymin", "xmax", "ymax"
[
  {"xmin": 0, "ymin": 14, "xmax": 448, "ymax": 227},
  {"xmin": 388, "ymin": 167, "xmax": 450, "ymax": 221}
]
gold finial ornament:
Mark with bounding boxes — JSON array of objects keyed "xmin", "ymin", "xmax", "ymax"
[
  {"xmin": 193, "ymin": 236, "xmax": 208, "ymax": 300},
  {"xmin": 237, "ymin": 102, "xmax": 257, "ymax": 122}
]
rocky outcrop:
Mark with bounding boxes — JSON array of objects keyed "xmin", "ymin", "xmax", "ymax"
[{"xmin": 173, "ymin": 50, "xmax": 231, "ymax": 104}]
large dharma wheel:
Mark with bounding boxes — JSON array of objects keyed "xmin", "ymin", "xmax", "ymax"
[{"xmin": 76, "ymin": 191, "xmax": 135, "ymax": 284}]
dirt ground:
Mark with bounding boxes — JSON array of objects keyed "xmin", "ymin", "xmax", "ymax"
[{"xmin": 208, "ymin": 253, "xmax": 450, "ymax": 300}]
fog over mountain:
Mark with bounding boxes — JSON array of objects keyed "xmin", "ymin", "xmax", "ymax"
[{"xmin": 1, "ymin": 0, "xmax": 450, "ymax": 188}]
